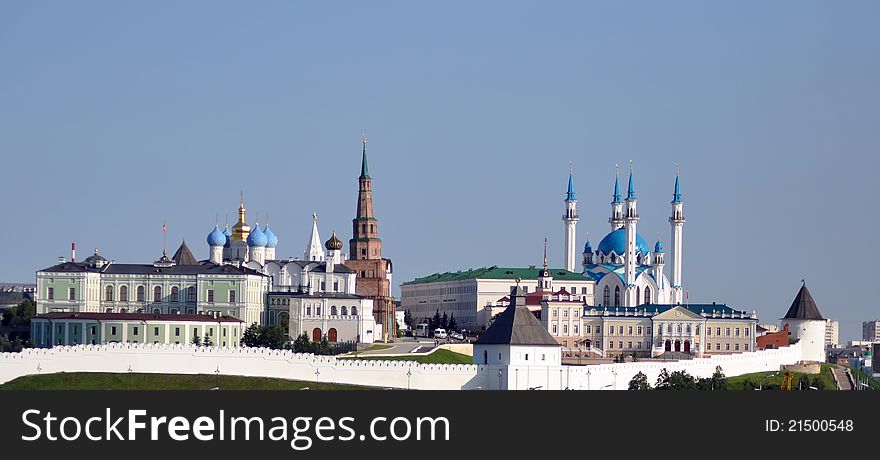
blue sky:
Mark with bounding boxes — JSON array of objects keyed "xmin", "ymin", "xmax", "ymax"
[{"xmin": 1, "ymin": 1, "xmax": 877, "ymax": 341}]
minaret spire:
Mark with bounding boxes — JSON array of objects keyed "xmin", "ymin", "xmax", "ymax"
[
  {"xmin": 609, "ymin": 164, "xmax": 624, "ymax": 230},
  {"xmin": 623, "ymin": 160, "xmax": 639, "ymax": 307},
  {"xmin": 669, "ymin": 165, "xmax": 686, "ymax": 304},
  {"xmin": 360, "ymin": 131, "xmax": 369, "ymax": 179},
  {"xmin": 543, "ymin": 237, "xmax": 548, "ymax": 270},
  {"xmin": 563, "ymin": 162, "xmax": 579, "ymax": 272}
]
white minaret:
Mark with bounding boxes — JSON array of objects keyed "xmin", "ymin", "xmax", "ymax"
[
  {"xmin": 609, "ymin": 165, "xmax": 624, "ymax": 230},
  {"xmin": 563, "ymin": 163, "xmax": 579, "ymax": 272},
  {"xmin": 669, "ymin": 167, "xmax": 685, "ymax": 304},
  {"xmin": 623, "ymin": 163, "xmax": 639, "ymax": 307},
  {"xmin": 651, "ymin": 238, "xmax": 665, "ymax": 304},
  {"xmin": 304, "ymin": 211, "xmax": 324, "ymax": 262}
]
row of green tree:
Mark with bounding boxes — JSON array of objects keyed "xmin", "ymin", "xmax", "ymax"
[
  {"xmin": 1, "ymin": 299, "xmax": 35, "ymax": 352},
  {"xmin": 239, "ymin": 323, "xmax": 341, "ymax": 355},
  {"xmin": 628, "ymin": 367, "xmax": 730, "ymax": 390},
  {"xmin": 424, "ymin": 309, "xmax": 458, "ymax": 332}
]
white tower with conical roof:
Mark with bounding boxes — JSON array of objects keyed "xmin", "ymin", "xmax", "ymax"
[
  {"xmin": 304, "ymin": 212, "xmax": 325, "ymax": 262},
  {"xmin": 623, "ymin": 163, "xmax": 639, "ymax": 307}
]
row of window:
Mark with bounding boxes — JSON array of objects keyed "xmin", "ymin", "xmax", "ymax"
[
  {"xmin": 48, "ymin": 286, "xmax": 237, "ymax": 304},
  {"xmin": 45, "ymin": 324, "xmax": 238, "ymax": 340},
  {"xmin": 600, "ymin": 285, "xmax": 653, "ymax": 306},
  {"xmin": 303, "ymin": 305, "xmax": 359, "ymax": 316}
]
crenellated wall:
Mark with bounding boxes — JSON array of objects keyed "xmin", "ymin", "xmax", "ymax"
[{"xmin": 0, "ymin": 342, "xmax": 803, "ymax": 390}]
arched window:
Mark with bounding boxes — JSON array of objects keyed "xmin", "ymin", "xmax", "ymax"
[
  {"xmin": 186, "ymin": 309, "xmax": 194, "ymax": 314},
  {"xmin": 120, "ymin": 286, "xmax": 128, "ymax": 302},
  {"xmin": 105, "ymin": 308, "xmax": 113, "ymax": 313},
  {"xmin": 187, "ymin": 286, "xmax": 196, "ymax": 302},
  {"xmin": 341, "ymin": 306, "xmax": 348, "ymax": 316},
  {"xmin": 614, "ymin": 286, "xmax": 621, "ymax": 306},
  {"xmin": 483, "ymin": 350, "xmax": 488, "ymax": 365},
  {"xmin": 153, "ymin": 309, "xmax": 160, "ymax": 314},
  {"xmin": 120, "ymin": 308, "xmax": 127, "ymax": 313},
  {"xmin": 170, "ymin": 309, "xmax": 178, "ymax": 314},
  {"xmin": 136, "ymin": 308, "xmax": 144, "ymax": 313},
  {"xmin": 636, "ymin": 286, "xmax": 641, "ymax": 305},
  {"xmin": 104, "ymin": 285, "xmax": 114, "ymax": 301},
  {"xmin": 351, "ymin": 306, "xmax": 358, "ymax": 316},
  {"xmin": 328, "ymin": 328, "xmax": 338, "ymax": 342},
  {"xmin": 369, "ymin": 224, "xmax": 374, "ymax": 233},
  {"xmin": 603, "ymin": 286, "xmax": 610, "ymax": 306},
  {"xmin": 331, "ymin": 305, "xmax": 337, "ymax": 315},
  {"xmin": 278, "ymin": 312, "xmax": 289, "ymax": 328},
  {"xmin": 136, "ymin": 286, "xmax": 145, "ymax": 302},
  {"xmin": 153, "ymin": 286, "xmax": 162, "ymax": 302},
  {"xmin": 171, "ymin": 286, "xmax": 179, "ymax": 302},
  {"xmin": 644, "ymin": 286, "xmax": 651, "ymax": 305},
  {"xmin": 312, "ymin": 328, "xmax": 322, "ymax": 342}
]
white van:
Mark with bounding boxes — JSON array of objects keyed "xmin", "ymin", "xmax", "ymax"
[{"xmin": 433, "ymin": 328, "xmax": 447, "ymax": 339}]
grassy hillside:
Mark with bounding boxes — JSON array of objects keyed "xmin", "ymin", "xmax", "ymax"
[
  {"xmin": 0, "ymin": 372, "xmax": 375, "ymax": 390},
  {"xmin": 726, "ymin": 364, "xmax": 838, "ymax": 390}
]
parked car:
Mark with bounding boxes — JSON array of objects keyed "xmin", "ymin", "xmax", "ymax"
[
  {"xmin": 433, "ymin": 328, "xmax": 447, "ymax": 339},
  {"xmin": 450, "ymin": 332, "xmax": 464, "ymax": 340}
]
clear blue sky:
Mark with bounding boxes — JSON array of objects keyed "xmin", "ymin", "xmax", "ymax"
[{"xmin": 1, "ymin": 1, "xmax": 877, "ymax": 341}]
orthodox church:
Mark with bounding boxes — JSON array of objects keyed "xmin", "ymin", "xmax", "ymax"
[{"xmin": 563, "ymin": 165, "xmax": 686, "ymax": 308}]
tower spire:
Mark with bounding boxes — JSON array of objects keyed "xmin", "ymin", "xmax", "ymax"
[
  {"xmin": 360, "ymin": 131, "xmax": 369, "ymax": 179},
  {"xmin": 626, "ymin": 160, "xmax": 636, "ymax": 201},
  {"xmin": 543, "ymin": 237, "xmax": 548, "ymax": 270},
  {"xmin": 612, "ymin": 164, "xmax": 621, "ymax": 203},
  {"xmin": 673, "ymin": 163, "xmax": 682, "ymax": 203},
  {"xmin": 566, "ymin": 161, "xmax": 575, "ymax": 201}
]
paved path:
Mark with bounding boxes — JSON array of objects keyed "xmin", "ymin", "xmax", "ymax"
[
  {"xmin": 831, "ymin": 366, "xmax": 853, "ymax": 390},
  {"xmin": 356, "ymin": 342, "xmax": 433, "ymax": 356}
]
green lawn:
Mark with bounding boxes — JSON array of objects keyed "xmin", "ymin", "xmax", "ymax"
[
  {"xmin": 726, "ymin": 364, "xmax": 839, "ymax": 390},
  {"xmin": 849, "ymin": 366, "xmax": 880, "ymax": 390},
  {"xmin": 0, "ymin": 372, "xmax": 375, "ymax": 390},
  {"xmin": 342, "ymin": 348, "xmax": 473, "ymax": 365}
]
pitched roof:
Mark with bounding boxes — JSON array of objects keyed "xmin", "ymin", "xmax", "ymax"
[
  {"xmin": 782, "ymin": 283, "xmax": 824, "ymax": 320},
  {"xmin": 475, "ymin": 304, "xmax": 559, "ymax": 346},
  {"xmin": 402, "ymin": 266, "xmax": 586, "ymax": 285},
  {"xmin": 171, "ymin": 241, "xmax": 199, "ymax": 266},
  {"xmin": 40, "ymin": 261, "xmax": 266, "ymax": 277}
]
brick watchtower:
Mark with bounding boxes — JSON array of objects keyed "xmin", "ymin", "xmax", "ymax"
[{"xmin": 344, "ymin": 135, "xmax": 395, "ymax": 342}]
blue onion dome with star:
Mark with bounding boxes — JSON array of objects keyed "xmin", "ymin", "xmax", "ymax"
[{"xmin": 596, "ymin": 228, "xmax": 650, "ymax": 256}]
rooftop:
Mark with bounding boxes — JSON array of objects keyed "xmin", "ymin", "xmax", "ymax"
[
  {"xmin": 584, "ymin": 303, "xmax": 756, "ymax": 319},
  {"xmin": 474, "ymin": 304, "xmax": 559, "ymax": 346},
  {"xmin": 782, "ymin": 283, "xmax": 824, "ymax": 321},
  {"xmin": 402, "ymin": 265, "xmax": 587, "ymax": 286},
  {"xmin": 39, "ymin": 261, "xmax": 267, "ymax": 277}
]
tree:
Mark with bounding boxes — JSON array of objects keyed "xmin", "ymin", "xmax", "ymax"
[
  {"xmin": 628, "ymin": 372, "xmax": 651, "ymax": 390},
  {"xmin": 191, "ymin": 334, "xmax": 201, "ymax": 346},
  {"xmin": 711, "ymin": 366, "xmax": 728, "ymax": 390},
  {"xmin": 432, "ymin": 310, "xmax": 442, "ymax": 331},
  {"xmin": 241, "ymin": 323, "xmax": 261, "ymax": 347},
  {"xmin": 260, "ymin": 325, "xmax": 289, "ymax": 350},
  {"xmin": 448, "ymin": 314, "xmax": 458, "ymax": 333},
  {"xmin": 440, "ymin": 312, "xmax": 449, "ymax": 330},
  {"xmin": 319, "ymin": 334, "xmax": 331, "ymax": 355},
  {"xmin": 292, "ymin": 333, "xmax": 310, "ymax": 353},
  {"xmin": 1, "ymin": 299, "xmax": 36, "ymax": 328},
  {"xmin": 656, "ymin": 369, "xmax": 697, "ymax": 390},
  {"xmin": 203, "ymin": 334, "xmax": 213, "ymax": 347},
  {"xmin": 403, "ymin": 310, "xmax": 414, "ymax": 328}
]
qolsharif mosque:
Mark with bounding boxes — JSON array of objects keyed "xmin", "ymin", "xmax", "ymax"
[{"xmin": 560, "ymin": 164, "xmax": 684, "ymax": 308}]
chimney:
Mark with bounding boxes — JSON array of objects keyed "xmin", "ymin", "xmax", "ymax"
[{"xmin": 71, "ymin": 242, "xmax": 76, "ymax": 263}]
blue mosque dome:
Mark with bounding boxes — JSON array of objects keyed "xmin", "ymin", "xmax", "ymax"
[
  {"xmin": 654, "ymin": 240, "xmax": 664, "ymax": 253},
  {"xmin": 583, "ymin": 240, "xmax": 593, "ymax": 253},
  {"xmin": 207, "ymin": 226, "xmax": 227, "ymax": 247},
  {"xmin": 223, "ymin": 226, "xmax": 232, "ymax": 248},
  {"xmin": 596, "ymin": 228, "xmax": 650, "ymax": 256},
  {"xmin": 263, "ymin": 225, "xmax": 278, "ymax": 248},
  {"xmin": 247, "ymin": 225, "xmax": 268, "ymax": 247}
]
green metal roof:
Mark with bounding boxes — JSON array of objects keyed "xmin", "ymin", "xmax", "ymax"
[{"xmin": 401, "ymin": 265, "xmax": 587, "ymax": 285}]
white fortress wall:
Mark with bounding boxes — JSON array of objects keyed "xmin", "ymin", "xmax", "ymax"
[{"xmin": 0, "ymin": 342, "xmax": 802, "ymax": 390}]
